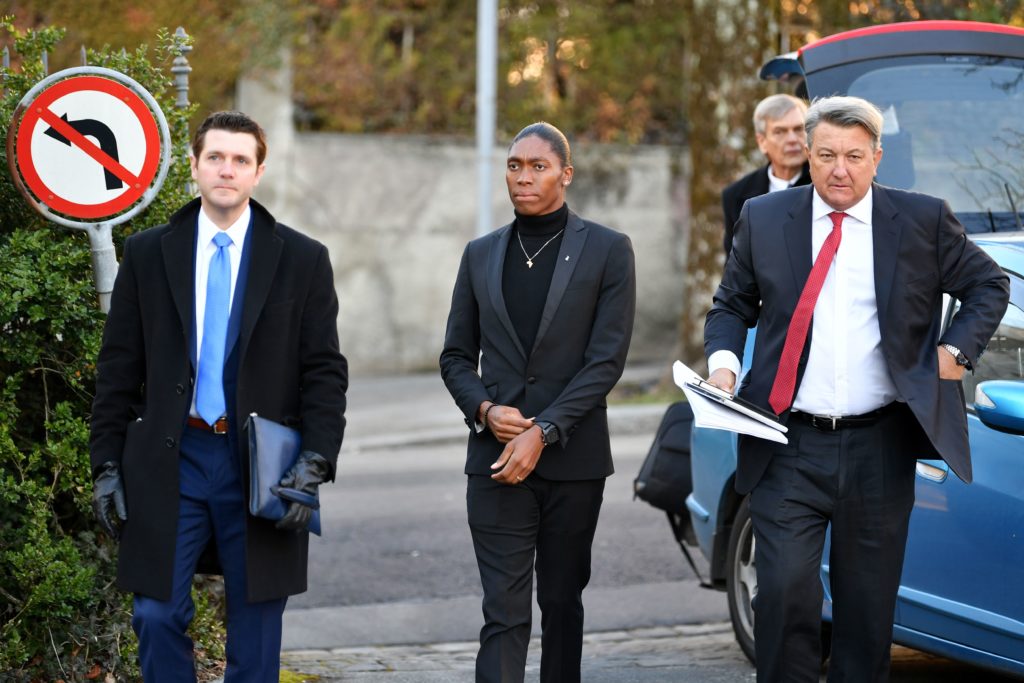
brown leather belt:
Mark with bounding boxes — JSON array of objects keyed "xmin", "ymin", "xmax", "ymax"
[
  {"xmin": 186, "ymin": 416, "xmax": 229, "ymax": 434},
  {"xmin": 790, "ymin": 403, "xmax": 897, "ymax": 431}
]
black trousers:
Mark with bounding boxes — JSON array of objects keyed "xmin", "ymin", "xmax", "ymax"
[
  {"xmin": 467, "ymin": 473, "xmax": 606, "ymax": 683},
  {"xmin": 749, "ymin": 404, "xmax": 917, "ymax": 683}
]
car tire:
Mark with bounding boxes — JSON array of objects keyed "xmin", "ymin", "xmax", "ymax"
[
  {"xmin": 725, "ymin": 496, "xmax": 836, "ymax": 667},
  {"xmin": 726, "ymin": 495, "xmax": 757, "ymax": 664}
]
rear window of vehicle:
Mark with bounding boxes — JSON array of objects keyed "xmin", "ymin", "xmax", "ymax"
[{"xmin": 815, "ymin": 56, "xmax": 1024, "ymax": 234}]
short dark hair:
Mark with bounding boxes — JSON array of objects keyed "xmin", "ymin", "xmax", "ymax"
[
  {"xmin": 191, "ymin": 111, "xmax": 267, "ymax": 165},
  {"xmin": 510, "ymin": 121, "xmax": 572, "ymax": 167}
]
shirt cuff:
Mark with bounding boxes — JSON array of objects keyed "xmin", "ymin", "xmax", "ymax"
[{"xmin": 708, "ymin": 350, "xmax": 741, "ymax": 378}]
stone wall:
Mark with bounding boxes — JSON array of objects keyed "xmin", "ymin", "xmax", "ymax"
[{"xmin": 239, "ymin": 69, "xmax": 690, "ymax": 373}]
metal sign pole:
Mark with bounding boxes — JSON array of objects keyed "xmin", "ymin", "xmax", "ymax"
[
  {"xmin": 476, "ymin": 0, "xmax": 497, "ymax": 237},
  {"xmin": 86, "ymin": 222, "xmax": 116, "ymax": 312}
]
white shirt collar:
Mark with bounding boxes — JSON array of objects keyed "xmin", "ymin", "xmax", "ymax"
[
  {"xmin": 197, "ymin": 204, "xmax": 251, "ymax": 250},
  {"xmin": 766, "ymin": 165, "xmax": 802, "ymax": 193},
  {"xmin": 811, "ymin": 185, "xmax": 873, "ymax": 225}
]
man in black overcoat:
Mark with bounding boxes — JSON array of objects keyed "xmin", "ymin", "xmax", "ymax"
[{"xmin": 90, "ymin": 111, "xmax": 347, "ymax": 681}]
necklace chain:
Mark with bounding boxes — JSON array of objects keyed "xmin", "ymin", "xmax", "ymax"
[{"xmin": 516, "ymin": 228, "xmax": 564, "ymax": 269}]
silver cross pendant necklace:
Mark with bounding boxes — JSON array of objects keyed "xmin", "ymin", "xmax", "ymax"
[{"xmin": 516, "ymin": 228, "xmax": 565, "ymax": 269}]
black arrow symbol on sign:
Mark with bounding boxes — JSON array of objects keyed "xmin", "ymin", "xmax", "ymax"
[{"xmin": 43, "ymin": 113, "xmax": 124, "ymax": 191}]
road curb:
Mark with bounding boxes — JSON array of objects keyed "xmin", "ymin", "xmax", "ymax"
[{"xmin": 344, "ymin": 402, "xmax": 672, "ymax": 452}]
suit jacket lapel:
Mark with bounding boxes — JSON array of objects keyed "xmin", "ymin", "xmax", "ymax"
[
  {"xmin": 871, "ymin": 184, "xmax": 901, "ymax": 326},
  {"xmin": 487, "ymin": 223, "xmax": 527, "ymax": 360},
  {"xmin": 238, "ymin": 203, "xmax": 284, "ymax": 366},
  {"xmin": 225, "ymin": 213, "xmax": 255, "ymax": 358},
  {"xmin": 782, "ymin": 187, "xmax": 814, "ymax": 297},
  {"xmin": 531, "ymin": 212, "xmax": 588, "ymax": 355},
  {"xmin": 161, "ymin": 200, "xmax": 200, "ymax": 369}
]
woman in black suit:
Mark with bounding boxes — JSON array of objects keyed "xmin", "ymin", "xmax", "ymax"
[{"xmin": 440, "ymin": 122, "xmax": 636, "ymax": 683}]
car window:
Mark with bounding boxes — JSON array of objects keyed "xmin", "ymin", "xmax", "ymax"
[
  {"xmin": 959, "ymin": 300, "xmax": 1024, "ymax": 406},
  {"xmin": 838, "ymin": 57, "xmax": 1024, "ymax": 234}
]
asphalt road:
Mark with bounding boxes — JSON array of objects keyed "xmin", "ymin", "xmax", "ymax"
[
  {"xmin": 279, "ymin": 371, "xmax": 1021, "ymax": 682},
  {"xmin": 291, "ymin": 432, "xmax": 700, "ymax": 610}
]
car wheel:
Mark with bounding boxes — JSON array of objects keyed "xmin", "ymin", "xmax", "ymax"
[{"xmin": 726, "ymin": 495, "xmax": 757, "ymax": 664}]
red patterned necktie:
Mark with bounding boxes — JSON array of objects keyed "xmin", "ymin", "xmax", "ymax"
[{"xmin": 767, "ymin": 211, "xmax": 845, "ymax": 415}]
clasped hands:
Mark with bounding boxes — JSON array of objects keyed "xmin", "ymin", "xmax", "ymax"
[{"xmin": 480, "ymin": 402, "xmax": 545, "ymax": 485}]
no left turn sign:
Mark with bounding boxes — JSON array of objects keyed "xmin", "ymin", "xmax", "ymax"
[{"xmin": 8, "ymin": 67, "xmax": 170, "ymax": 225}]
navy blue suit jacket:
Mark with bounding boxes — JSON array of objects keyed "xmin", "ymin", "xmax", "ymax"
[
  {"xmin": 721, "ymin": 162, "xmax": 811, "ymax": 256},
  {"xmin": 705, "ymin": 183, "xmax": 1009, "ymax": 493}
]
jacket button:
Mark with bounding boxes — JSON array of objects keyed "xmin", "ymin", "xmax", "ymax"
[
  {"xmin": 165, "ymin": 437, "xmax": 176, "ymax": 448},
  {"xmin": 175, "ymin": 383, "xmax": 185, "ymax": 395},
  {"xmin": 527, "ymin": 376, "xmax": 537, "ymax": 384}
]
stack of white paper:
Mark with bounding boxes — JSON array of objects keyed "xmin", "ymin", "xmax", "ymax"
[{"xmin": 672, "ymin": 360, "xmax": 789, "ymax": 445}]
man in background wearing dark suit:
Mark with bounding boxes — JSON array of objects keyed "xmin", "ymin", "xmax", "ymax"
[
  {"xmin": 722, "ymin": 94, "xmax": 811, "ymax": 256},
  {"xmin": 704, "ymin": 96, "xmax": 1008, "ymax": 682},
  {"xmin": 90, "ymin": 111, "xmax": 347, "ymax": 682}
]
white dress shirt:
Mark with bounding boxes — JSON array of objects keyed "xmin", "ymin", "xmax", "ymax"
[
  {"xmin": 793, "ymin": 189, "xmax": 898, "ymax": 415},
  {"xmin": 709, "ymin": 187, "xmax": 899, "ymax": 416},
  {"xmin": 189, "ymin": 205, "xmax": 251, "ymax": 417},
  {"xmin": 766, "ymin": 166, "xmax": 802, "ymax": 193}
]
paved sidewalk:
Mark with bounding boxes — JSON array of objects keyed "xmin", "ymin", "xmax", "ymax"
[{"xmin": 281, "ymin": 622, "xmax": 754, "ymax": 682}]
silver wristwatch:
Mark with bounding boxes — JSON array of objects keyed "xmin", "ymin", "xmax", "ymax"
[{"xmin": 940, "ymin": 343, "xmax": 970, "ymax": 368}]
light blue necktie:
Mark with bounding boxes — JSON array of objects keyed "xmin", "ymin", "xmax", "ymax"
[{"xmin": 196, "ymin": 231, "xmax": 233, "ymax": 426}]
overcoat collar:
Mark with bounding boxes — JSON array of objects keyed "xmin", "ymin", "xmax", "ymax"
[
  {"xmin": 161, "ymin": 198, "xmax": 200, "ymax": 343},
  {"xmin": 160, "ymin": 197, "xmax": 283, "ymax": 370},
  {"xmin": 485, "ymin": 210, "xmax": 590, "ymax": 361}
]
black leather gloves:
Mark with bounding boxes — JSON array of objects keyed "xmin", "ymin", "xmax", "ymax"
[
  {"xmin": 275, "ymin": 450, "xmax": 331, "ymax": 532},
  {"xmin": 92, "ymin": 461, "xmax": 127, "ymax": 539}
]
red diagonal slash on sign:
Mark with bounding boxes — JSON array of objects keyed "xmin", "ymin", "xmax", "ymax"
[{"xmin": 37, "ymin": 106, "xmax": 140, "ymax": 188}]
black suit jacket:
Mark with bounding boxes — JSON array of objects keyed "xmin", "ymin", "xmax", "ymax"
[
  {"xmin": 705, "ymin": 184, "xmax": 1009, "ymax": 494},
  {"xmin": 721, "ymin": 162, "xmax": 811, "ymax": 256},
  {"xmin": 90, "ymin": 198, "xmax": 347, "ymax": 601},
  {"xmin": 440, "ymin": 211, "xmax": 636, "ymax": 480}
]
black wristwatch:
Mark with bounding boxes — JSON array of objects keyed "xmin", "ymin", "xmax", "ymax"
[
  {"xmin": 535, "ymin": 421, "xmax": 559, "ymax": 446},
  {"xmin": 940, "ymin": 343, "xmax": 970, "ymax": 368}
]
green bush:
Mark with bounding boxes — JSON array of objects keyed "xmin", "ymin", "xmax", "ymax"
[{"xmin": 0, "ymin": 18, "xmax": 226, "ymax": 680}]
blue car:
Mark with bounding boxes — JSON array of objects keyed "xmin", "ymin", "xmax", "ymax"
[{"xmin": 686, "ymin": 20, "xmax": 1024, "ymax": 676}]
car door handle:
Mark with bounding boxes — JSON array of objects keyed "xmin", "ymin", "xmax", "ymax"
[{"xmin": 915, "ymin": 460, "xmax": 948, "ymax": 483}]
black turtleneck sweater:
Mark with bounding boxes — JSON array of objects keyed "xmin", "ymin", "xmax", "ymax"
[{"xmin": 503, "ymin": 203, "xmax": 569, "ymax": 353}]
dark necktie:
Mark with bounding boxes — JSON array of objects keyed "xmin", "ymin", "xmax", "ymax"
[
  {"xmin": 767, "ymin": 211, "xmax": 845, "ymax": 415},
  {"xmin": 196, "ymin": 232, "xmax": 232, "ymax": 426}
]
